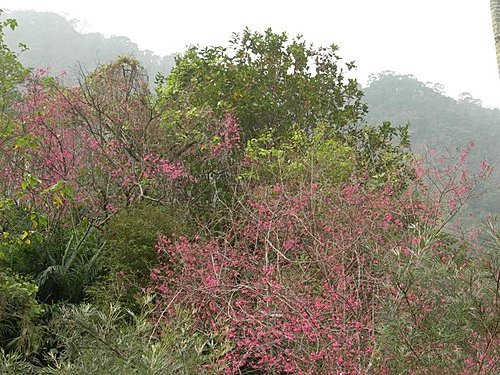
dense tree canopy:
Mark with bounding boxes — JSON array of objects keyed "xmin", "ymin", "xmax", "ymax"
[{"xmin": 160, "ymin": 29, "xmax": 367, "ymax": 142}]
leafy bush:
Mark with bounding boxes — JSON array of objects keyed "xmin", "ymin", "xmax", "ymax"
[
  {"xmin": 242, "ymin": 123, "xmax": 354, "ymax": 187},
  {"xmin": 34, "ymin": 222, "xmax": 105, "ymax": 304},
  {"xmin": 0, "ymin": 349, "xmax": 37, "ymax": 374},
  {"xmin": 0, "ymin": 272, "xmax": 44, "ymax": 356},
  {"xmin": 42, "ymin": 296, "xmax": 224, "ymax": 374},
  {"xmin": 1, "ymin": 220, "xmax": 105, "ymax": 304},
  {"xmin": 101, "ymin": 202, "xmax": 186, "ymax": 278},
  {"xmin": 88, "ymin": 202, "xmax": 187, "ymax": 310}
]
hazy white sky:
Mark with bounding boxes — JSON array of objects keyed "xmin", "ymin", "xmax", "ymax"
[{"xmin": 2, "ymin": 0, "xmax": 499, "ymax": 108}]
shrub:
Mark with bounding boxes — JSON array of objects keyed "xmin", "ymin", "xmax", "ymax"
[
  {"xmin": 88, "ymin": 202, "xmax": 187, "ymax": 310},
  {"xmin": 0, "ymin": 272, "xmax": 44, "ymax": 356},
  {"xmin": 42, "ymin": 295, "xmax": 224, "ymax": 374},
  {"xmin": 150, "ymin": 147, "xmax": 495, "ymax": 374},
  {"xmin": 151, "ymin": 180, "xmax": 408, "ymax": 373},
  {"xmin": 0, "ymin": 349, "xmax": 37, "ymax": 374}
]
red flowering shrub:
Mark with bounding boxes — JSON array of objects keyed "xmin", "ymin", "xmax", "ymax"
[
  {"xmin": 150, "ymin": 182, "xmax": 391, "ymax": 373},
  {"xmin": 152, "ymin": 185, "xmax": 382, "ymax": 373},
  {"xmin": 150, "ymin": 143, "xmax": 496, "ymax": 374}
]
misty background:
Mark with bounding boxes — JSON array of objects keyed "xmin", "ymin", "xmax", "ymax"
[{"xmin": 2, "ymin": 0, "xmax": 499, "ymax": 109}]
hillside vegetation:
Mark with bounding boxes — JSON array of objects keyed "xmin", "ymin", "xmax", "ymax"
[
  {"xmin": 365, "ymin": 72, "xmax": 500, "ymax": 217},
  {"xmin": 0, "ymin": 10, "xmax": 498, "ymax": 374}
]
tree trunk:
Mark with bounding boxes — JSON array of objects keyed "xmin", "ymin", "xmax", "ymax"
[{"xmin": 492, "ymin": 0, "xmax": 500, "ymax": 77}]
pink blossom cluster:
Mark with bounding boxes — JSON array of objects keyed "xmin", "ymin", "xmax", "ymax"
[
  {"xmin": 210, "ymin": 112, "xmax": 241, "ymax": 158},
  {"xmin": 150, "ymin": 181, "xmax": 426, "ymax": 373}
]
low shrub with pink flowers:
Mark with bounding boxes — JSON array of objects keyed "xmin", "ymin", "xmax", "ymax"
[{"xmin": 150, "ymin": 145, "xmax": 497, "ymax": 374}]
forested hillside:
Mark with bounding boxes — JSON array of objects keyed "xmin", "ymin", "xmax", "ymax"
[
  {"xmin": 1, "ymin": 10, "xmax": 498, "ymax": 374},
  {"xmin": 364, "ymin": 72, "xmax": 500, "ymax": 157},
  {"xmin": 3, "ymin": 10, "xmax": 176, "ymax": 84},
  {"xmin": 364, "ymin": 72, "xmax": 500, "ymax": 217}
]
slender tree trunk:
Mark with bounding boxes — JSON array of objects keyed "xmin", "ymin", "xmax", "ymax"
[{"xmin": 492, "ymin": 0, "xmax": 500, "ymax": 77}]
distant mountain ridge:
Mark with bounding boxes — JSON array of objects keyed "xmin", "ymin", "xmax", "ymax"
[
  {"xmin": 364, "ymin": 72, "xmax": 500, "ymax": 160},
  {"xmin": 3, "ymin": 10, "xmax": 176, "ymax": 85}
]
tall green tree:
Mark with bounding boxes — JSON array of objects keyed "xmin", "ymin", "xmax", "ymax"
[
  {"xmin": 159, "ymin": 29, "xmax": 410, "ymax": 188},
  {"xmin": 159, "ymin": 28, "xmax": 368, "ymax": 143},
  {"xmin": 492, "ymin": 0, "xmax": 500, "ymax": 76}
]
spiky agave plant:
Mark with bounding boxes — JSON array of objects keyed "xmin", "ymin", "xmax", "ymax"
[{"xmin": 36, "ymin": 221, "xmax": 105, "ymax": 303}]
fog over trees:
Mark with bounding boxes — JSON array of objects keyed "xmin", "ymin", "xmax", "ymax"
[
  {"xmin": 364, "ymin": 72, "xmax": 500, "ymax": 217},
  {"xmin": 4, "ymin": 10, "xmax": 176, "ymax": 85}
]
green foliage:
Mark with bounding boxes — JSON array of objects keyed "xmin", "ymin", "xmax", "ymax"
[
  {"xmin": 103, "ymin": 202, "xmax": 185, "ymax": 278},
  {"xmin": 0, "ymin": 272, "xmax": 44, "ymax": 356},
  {"xmin": 0, "ymin": 201, "xmax": 41, "ymax": 259},
  {"xmin": 160, "ymin": 29, "xmax": 411, "ymax": 194},
  {"xmin": 242, "ymin": 123, "xmax": 354, "ymax": 186},
  {"xmin": 88, "ymin": 203, "xmax": 186, "ymax": 309},
  {"xmin": 0, "ymin": 349, "xmax": 37, "ymax": 374},
  {"xmin": 1, "ymin": 220, "xmax": 104, "ymax": 304},
  {"xmin": 160, "ymin": 28, "xmax": 367, "ymax": 143},
  {"xmin": 0, "ymin": 10, "xmax": 35, "ymax": 255},
  {"xmin": 0, "ymin": 9, "xmax": 28, "ymax": 114},
  {"xmin": 375, "ymin": 223, "xmax": 499, "ymax": 373},
  {"xmin": 35, "ymin": 222, "xmax": 105, "ymax": 304},
  {"xmin": 42, "ymin": 296, "xmax": 224, "ymax": 374}
]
